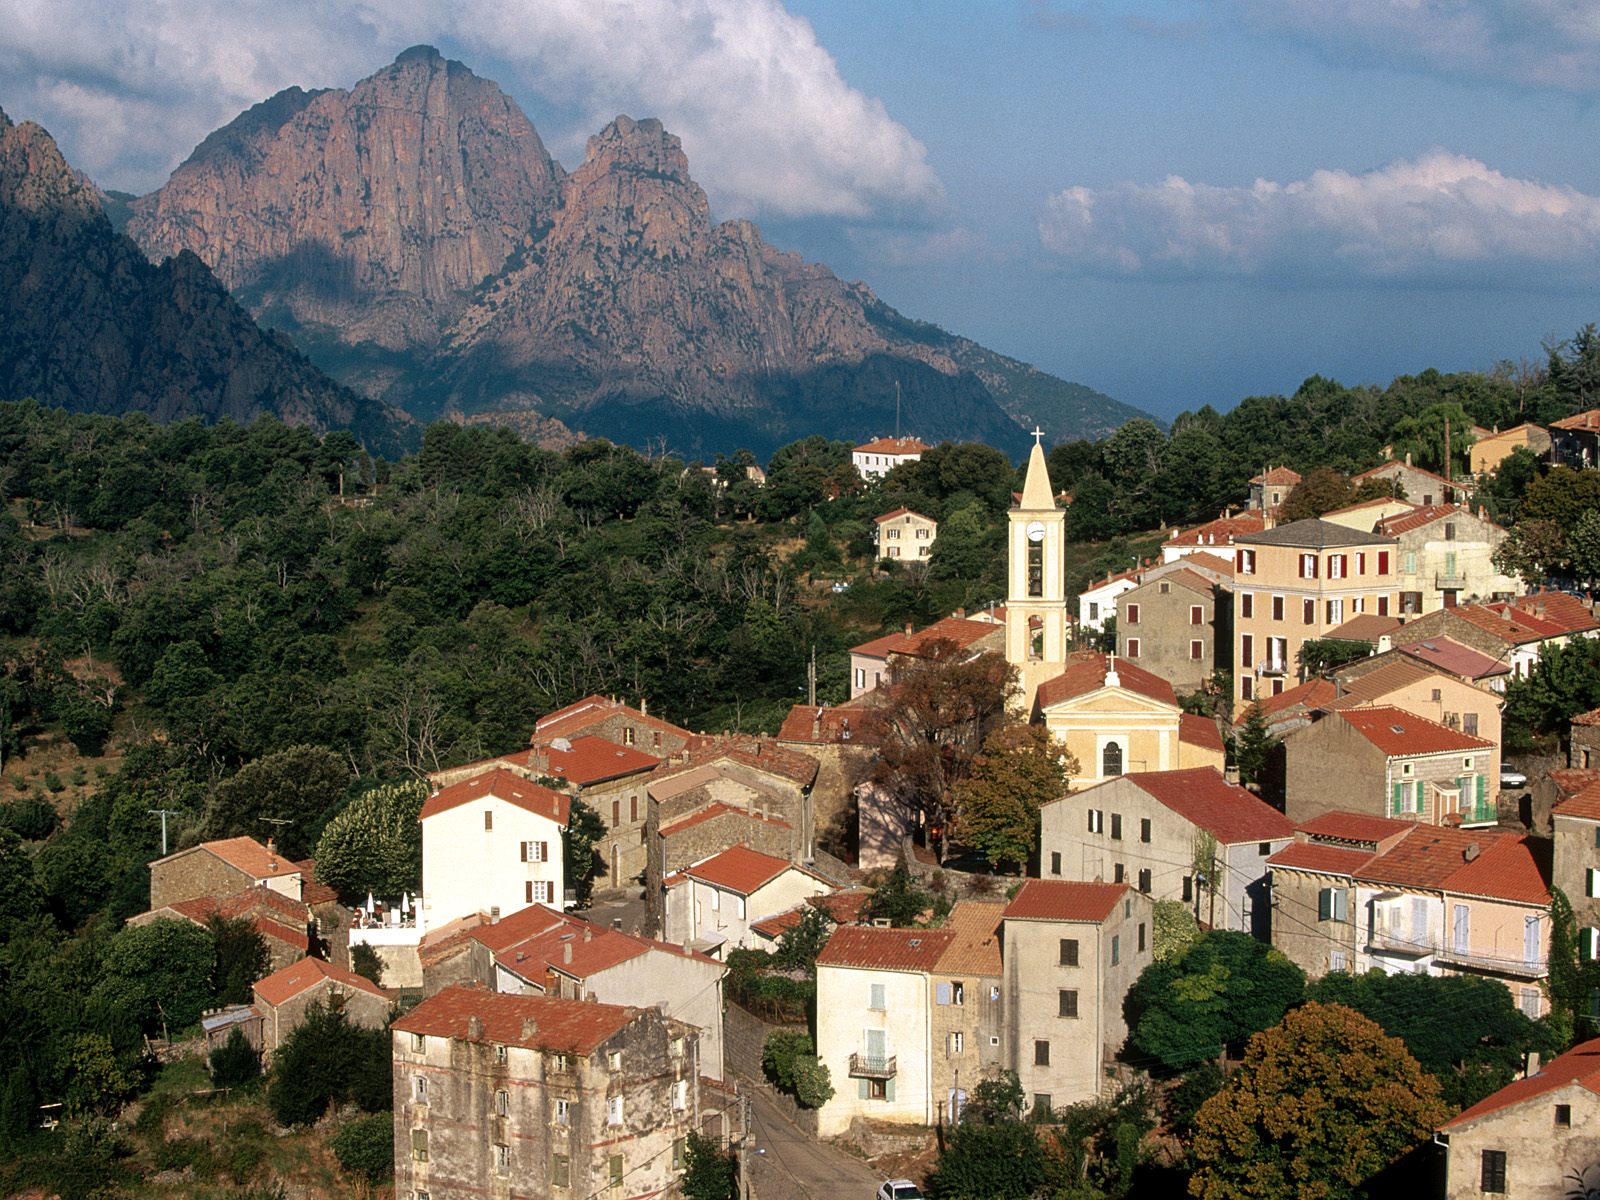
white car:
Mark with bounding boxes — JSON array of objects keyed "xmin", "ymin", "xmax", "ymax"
[
  {"xmin": 1500, "ymin": 766, "xmax": 1529, "ymax": 789},
  {"xmin": 876, "ymin": 1182, "xmax": 924, "ymax": 1200}
]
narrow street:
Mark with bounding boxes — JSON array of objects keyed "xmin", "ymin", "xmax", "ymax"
[{"xmin": 745, "ymin": 1088, "xmax": 883, "ymax": 1200}]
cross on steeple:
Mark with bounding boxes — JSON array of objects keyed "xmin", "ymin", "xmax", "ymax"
[{"xmin": 1031, "ymin": 426, "xmax": 1046, "ymax": 445}]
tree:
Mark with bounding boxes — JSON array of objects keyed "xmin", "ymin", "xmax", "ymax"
[
  {"xmin": 1189, "ymin": 1003, "xmax": 1450, "ymax": 1200},
  {"xmin": 267, "ymin": 1000, "xmax": 392, "ymax": 1126},
  {"xmin": 64, "ymin": 1034, "xmax": 135, "ymax": 1117},
  {"xmin": 207, "ymin": 915, "xmax": 269, "ymax": 1007},
  {"xmin": 1151, "ymin": 899, "xmax": 1201, "ymax": 962},
  {"xmin": 926, "ymin": 1114, "xmax": 1048, "ymax": 1199},
  {"xmin": 863, "ymin": 861, "xmax": 935, "ymax": 927},
  {"xmin": 680, "ymin": 1130, "xmax": 737, "ymax": 1200},
  {"xmin": 332, "ymin": 1111, "xmax": 395, "ymax": 1183},
  {"xmin": 1493, "ymin": 518, "xmax": 1566, "ymax": 583},
  {"xmin": 209, "ymin": 1025, "xmax": 262, "ymax": 1090},
  {"xmin": 1307, "ymin": 970, "xmax": 1553, "ymax": 1109},
  {"xmin": 1569, "ymin": 508, "xmax": 1600, "ymax": 588},
  {"xmin": 564, "ymin": 795, "xmax": 606, "ymax": 906},
  {"xmin": 1388, "ymin": 401, "xmax": 1476, "ymax": 475},
  {"xmin": 350, "ymin": 942, "xmax": 385, "ymax": 988},
  {"xmin": 1279, "ymin": 467, "xmax": 1354, "ymax": 522},
  {"xmin": 1503, "ymin": 637, "xmax": 1600, "ymax": 752},
  {"xmin": 90, "ymin": 918, "xmax": 217, "ymax": 1036},
  {"xmin": 1124, "ymin": 930, "xmax": 1305, "ymax": 1072},
  {"xmin": 205, "ymin": 744, "xmax": 352, "ymax": 859},
  {"xmin": 1230, "ymin": 705, "xmax": 1277, "ymax": 790},
  {"xmin": 0, "ymin": 826, "xmax": 42, "ymax": 927},
  {"xmin": 313, "ymin": 779, "xmax": 426, "ymax": 904},
  {"xmin": 1298, "ymin": 638, "xmax": 1376, "ymax": 677},
  {"xmin": 760, "ymin": 1031, "xmax": 833, "ymax": 1108},
  {"xmin": 772, "ymin": 905, "xmax": 834, "ymax": 975},
  {"xmin": 951, "ymin": 723, "xmax": 1075, "ymax": 871}
]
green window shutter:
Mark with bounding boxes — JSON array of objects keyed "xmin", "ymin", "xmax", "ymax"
[
  {"xmin": 885, "ymin": 1077, "xmax": 895, "ymax": 1102},
  {"xmin": 859, "ymin": 1079, "xmax": 869, "ymax": 1100},
  {"xmin": 1318, "ymin": 888, "xmax": 1331, "ymax": 921},
  {"xmin": 1391, "ymin": 781, "xmax": 1403, "ymax": 817}
]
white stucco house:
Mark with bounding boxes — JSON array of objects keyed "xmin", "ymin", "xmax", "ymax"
[{"xmin": 662, "ymin": 845, "xmax": 834, "ymax": 956}]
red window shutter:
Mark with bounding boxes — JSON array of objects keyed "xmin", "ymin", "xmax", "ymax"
[
  {"xmin": 1191, "ymin": 606, "xmax": 1203, "ymax": 625},
  {"xmin": 1241, "ymin": 593, "xmax": 1253, "ymax": 618},
  {"xmin": 540, "ymin": 841, "xmax": 549, "ymax": 862},
  {"xmin": 525, "ymin": 880, "xmax": 533, "ymax": 903},
  {"xmin": 1378, "ymin": 551, "xmax": 1390, "ymax": 574},
  {"xmin": 520, "ymin": 841, "xmax": 528, "ymax": 863},
  {"xmin": 1191, "ymin": 640, "xmax": 1203, "ymax": 660},
  {"xmin": 1128, "ymin": 638, "xmax": 1140, "ymax": 658},
  {"xmin": 1241, "ymin": 634, "xmax": 1253, "ymax": 664},
  {"xmin": 1303, "ymin": 598, "xmax": 1315, "ymax": 624}
]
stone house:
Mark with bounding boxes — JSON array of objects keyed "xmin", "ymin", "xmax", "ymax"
[
  {"xmin": 253, "ymin": 956, "xmax": 389, "ymax": 1058},
  {"xmin": 848, "ymin": 615, "xmax": 1004, "ymax": 699},
  {"xmin": 1437, "ymin": 1038, "xmax": 1600, "ymax": 1200},
  {"xmin": 131, "ymin": 887, "xmax": 313, "ymax": 972},
  {"xmin": 1283, "ymin": 706, "xmax": 1497, "ymax": 827},
  {"xmin": 531, "ymin": 694, "xmax": 694, "ymax": 759},
  {"xmin": 1230, "ymin": 517, "xmax": 1399, "ymax": 711},
  {"xmin": 925, "ymin": 902, "xmax": 1005, "ymax": 1123},
  {"xmin": 1039, "ymin": 767, "xmax": 1294, "ymax": 938},
  {"xmin": 1033, "ymin": 652, "xmax": 1225, "ymax": 787},
  {"xmin": 1003, "ymin": 881, "xmax": 1151, "ymax": 1119},
  {"xmin": 873, "ymin": 507, "xmax": 938, "ymax": 561},
  {"xmin": 1248, "ymin": 466, "xmax": 1300, "ymax": 511},
  {"xmin": 1570, "ymin": 708, "xmax": 1600, "ymax": 770},
  {"xmin": 419, "ymin": 904, "xmax": 728, "ymax": 1080},
  {"xmin": 776, "ymin": 701, "xmax": 885, "ymax": 859},
  {"xmin": 1366, "ymin": 504, "xmax": 1515, "ymax": 613},
  {"xmin": 1398, "ymin": 594, "xmax": 1600, "ymax": 684},
  {"xmin": 393, "ymin": 986, "xmax": 699, "ymax": 1200},
  {"xmin": 852, "ymin": 436, "xmax": 929, "ymax": 481},
  {"xmin": 149, "ymin": 836, "xmax": 304, "ymax": 911},
  {"xmin": 1116, "ymin": 566, "xmax": 1232, "ymax": 692},
  {"xmin": 1351, "ymin": 458, "xmax": 1464, "ymax": 506},
  {"xmin": 1551, "ymin": 782, "xmax": 1600, "ymax": 962},
  {"xmin": 1468, "ymin": 422, "xmax": 1551, "ymax": 476},
  {"xmin": 419, "ymin": 769, "xmax": 570, "ymax": 934},
  {"xmin": 1267, "ymin": 812, "xmax": 1418, "ymax": 979},
  {"xmin": 1327, "ymin": 658, "xmax": 1504, "ymax": 787},
  {"xmin": 1551, "ymin": 409, "xmax": 1600, "ymax": 469},
  {"xmin": 662, "ymin": 845, "xmax": 835, "ymax": 956}
]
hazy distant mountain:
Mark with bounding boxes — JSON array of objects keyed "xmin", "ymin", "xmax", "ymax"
[
  {"xmin": 125, "ymin": 47, "xmax": 1146, "ymax": 456},
  {"xmin": 0, "ymin": 106, "xmax": 411, "ymax": 453}
]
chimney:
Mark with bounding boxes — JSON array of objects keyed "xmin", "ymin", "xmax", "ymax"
[
  {"xmin": 468, "ymin": 1015, "xmax": 485, "ymax": 1041},
  {"xmin": 1526, "ymin": 1051, "xmax": 1542, "ymax": 1077},
  {"xmin": 563, "ymin": 942, "xmax": 573, "ymax": 964},
  {"xmin": 1463, "ymin": 842, "xmax": 1481, "ymax": 862},
  {"xmin": 1405, "ymin": 452, "xmax": 1413, "ymax": 466},
  {"xmin": 521, "ymin": 1017, "xmax": 538, "ymax": 1041},
  {"xmin": 640, "ymin": 697, "xmax": 648, "ymax": 716},
  {"xmin": 956, "ymin": 607, "xmax": 966, "ymax": 618},
  {"xmin": 811, "ymin": 708, "xmax": 822, "ymax": 738},
  {"xmin": 904, "ymin": 621, "xmax": 914, "ymax": 637},
  {"xmin": 583, "ymin": 927, "xmax": 593, "ymax": 943}
]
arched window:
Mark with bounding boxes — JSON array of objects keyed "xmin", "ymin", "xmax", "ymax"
[{"xmin": 1103, "ymin": 741, "xmax": 1123, "ymax": 778}]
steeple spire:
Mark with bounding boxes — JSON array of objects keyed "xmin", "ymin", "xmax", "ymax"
[{"xmin": 1019, "ymin": 433, "xmax": 1057, "ymax": 510}]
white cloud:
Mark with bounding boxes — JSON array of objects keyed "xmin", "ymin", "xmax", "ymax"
[
  {"xmin": 1039, "ymin": 151, "xmax": 1600, "ymax": 287},
  {"xmin": 0, "ymin": 0, "xmax": 942, "ymax": 219},
  {"xmin": 1227, "ymin": 0, "xmax": 1600, "ymax": 93}
]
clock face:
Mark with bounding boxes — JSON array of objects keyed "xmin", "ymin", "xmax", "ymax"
[{"xmin": 1026, "ymin": 521, "xmax": 1046, "ymax": 543}]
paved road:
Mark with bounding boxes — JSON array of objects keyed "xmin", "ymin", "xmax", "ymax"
[{"xmin": 745, "ymin": 1088, "xmax": 882, "ymax": 1200}]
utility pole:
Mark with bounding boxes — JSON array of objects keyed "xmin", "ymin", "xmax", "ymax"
[
  {"xmin": 1444, "ymin": 416, "xmax": 1453, "ymax": 498},
  {"xmin": 737, "ymin": 1090, "xmax": 752, "ymax": 1200},
  {"xmin": 807, "ymin": 645, "xmax": 817, "ymax": 707},
  {"xmin": 894, "ymin": 380, "xmax": 902, "ymax": 439},
  {"xmin": 148, "ymin": 808, "xmax": 180, "ymax": 856}
]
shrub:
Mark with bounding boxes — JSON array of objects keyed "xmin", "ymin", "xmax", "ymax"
[
  {"xmin": 680, "ymin": 1130, "xmax": 736, "ymax": 1200},
  {"xmin": 350, "ymin": 943, "xmax": 384, "ymax": 988},
  {"xmin": 42, "ymin": 772, "xmax": 63, "ymax": 794},
  {"xmin": 0, "ymin": 797, "xmax": 58, "ymax": 841},
  {"xmin": 209, "ymin": 1027, "xmax": 262, "ymax": 1090},
  {"xmin": 332, "ymin": 1112, "xmax": 395, "ymax": 1183},
  {"xmin": 267, "ymin": 1001, "xmax": 391, "ymax": 1126},
  {"xmin": 761, "ymin": 1031, "xmax": 833, "ymax": 1109}
]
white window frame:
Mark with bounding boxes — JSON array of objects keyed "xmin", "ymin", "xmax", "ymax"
[
  {"xmin": 555, "ymin": 1098, "xmax": 571, "ymax": 1126},
  {"xmin": 414, "ymin": 1075, "xmax": 428, "ymax": 1103},
  {"xmin": 607, "ymin": 1096, "xmax": 623, "ymax": 1126},
  {"xmin": 672, "ymin": 1080, "xmax": 688, "ymax": 1111}
]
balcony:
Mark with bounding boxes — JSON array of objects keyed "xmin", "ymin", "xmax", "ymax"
[
  {"xmin": 1367, "ymin": 927, "xmax": 1438, "ymax": 957},
  {"xmin": 1435, "ymin": 573, "xmax": 1467, "ymax": 590},
  {"xmin": 1256, "ymin": 660, "xmax": 1287, "ymax": 678},
  {"xmin": 1435, "ymin": 945, "xmax": 1548, "ymax": 980},
  {"xmin": 1458, "ymin": 802, "xmax": 1499, "ymax": 826},
  {"xmin": 848, "ymin": 1053, "xmax": 897, "ymax": 1079}
]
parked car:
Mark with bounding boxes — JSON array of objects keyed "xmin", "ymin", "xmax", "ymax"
[
  {"xmin": 1500, "ymin": 765, "xmax": 1529, "ymax": 789},
  {"xmin": 876, "ymin": 1182, "xmax": 924, "ymax": 1200},
  {"xmin": 830, "ymin": 580, "xmax": 851, "ymax": 593}
]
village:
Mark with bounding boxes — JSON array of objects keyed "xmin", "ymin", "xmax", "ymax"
[{"xmin": 102, "ymin": 416, "xmax": 1600, "ymax": 1200}]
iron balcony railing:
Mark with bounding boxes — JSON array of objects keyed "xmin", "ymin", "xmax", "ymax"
[{"xmin": 848, "ymin": 1053, "xmax": 897, "ymax": 1079}]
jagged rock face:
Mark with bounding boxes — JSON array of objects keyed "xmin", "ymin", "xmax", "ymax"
[
  {"xmin": 0, "ymin": 105, "xmax": 410, "ymax": 452},
  {"xmin": 128, "ymin": 46, "xmax": 564, "ymax": 349}
]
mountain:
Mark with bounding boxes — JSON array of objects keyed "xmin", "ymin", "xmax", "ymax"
[
  {"xmin": 125, "ymin": 47, "xmax": 1147, "ymax": 457},
  {"xmin": 0, "ymin": 106, "xmax": 412, "ymax": 454}
]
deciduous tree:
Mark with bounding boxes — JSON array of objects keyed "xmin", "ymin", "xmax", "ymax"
[{"xmin": 950, "ymin": 723, "xmax": 1075, "ymax": 871}]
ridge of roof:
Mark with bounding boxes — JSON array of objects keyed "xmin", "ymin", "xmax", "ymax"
[
  {"xmin": 1334, "ymin": 706, "xmax": 1495, "ymax": 757},
  {"xmin": 1036, "ymin": 652, "xmax": 1176, "ymax": 711},
  {"xmin": 254, "ymin": 955, "xmax": 385, "ymax": 1007},
  {"xmin": 1234, "ymin": 518, "xmax": 1397, "ymax": 549},
  {"xmin": 419, "ymin": 768, "xmax": 572, "ymax": 826},
  {"xmin": 1004, "ymin": 879, "xmax": 1129, "ymax": 923},
  {"xmin": 1443, "ymin": 1037, "xmax": 1600, "ymax": 1130},
  {"xmin": 393, "ymin": 985, "xmax": 638, "ymax": 1056},
  {"xmin": 1122, "ymin": 767, "xmax": 1293, "ymax": 843}
]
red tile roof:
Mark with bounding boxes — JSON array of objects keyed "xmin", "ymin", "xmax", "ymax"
[
  {"xmin": 1035, "ymin": 653, "xmax": 1176, "ymax": 710},
  {"xmin": 750, "ymin": 890, "xmax": 873, "ymax": 939},
  {"xmin": 1553, "ymin": 409, "xmax": 1600, "ymax": 431},
  {"xmin": 543, "ymin": 735, "xmax": 661, "ymax": 786},
  {"xmin": 1003, "ymin": 880, "xmax": 1128, "ymax": 923},
  {"xmin": 1163, "ymin": 511, "xmax": 1268, "ymax": 549},
  {"xmin": 1376, "ymin": 503, "xmax": 1477, "ymax": 536},
  {"xmin": 159, "ymin": 836, "xmax": 300, "ymax": 881},
  {"xmin": 850, "ymin": 616, "xmax": 1001, "ymax": 662},
  {"xmin": 419, "ymin": 768, "xmax": 571, "ymax": 827},
  {"xmin": 1267, "ymin": 842, "xmax": 1374, "ymax": 875},
  {"xmin": 1179, "ymin": 712, "xmax": 1226, "ymax": 755},
  {"xmin": 874, "ymin": 507, "xmax": 933, "ymax": 524},
  {"xmin": 1334, "ymin": 706, "xmax": 1494, "ymax": 757},
  {"xmin": 1325, "ymin": 614, "xmax": 1402, "ymax": 643},
  {"xmin": 293, "ymin": 860, "xmax": 340, "ymax": 906},
  {"xmin": 1123, "ymin": 768, "xmax": 1293, "ymax": 843},
  {"xmin": 816, "ymin": 926, "xmax": 955, "ymax": 972},
  {"xmin": 672, "ymin": 735, "xmax": 820, "ymax": 787},
  {"xmin": 1446, "ymin": 835, "xmax": 1550, "ymax": 905},
  {"xmin": 253, "ymin": 955, "xmax": 385, "ymax": 1008},
  {"xmin": 532, "ymin": 695, "xmax": 690, "ymax": 748},
  {"xmin": 1555, "ymin": 781, "xmax": 1600, "ymax": 823},
  {"xmin": 1173, "ymin": 551, "xmax": 1236, "ymax": 577},
  {"xmin": 658, "ymin": 802, "xmax": 792, "ymax": 839},
  {"xmin": 1331, "ymin": 659, "xmax": 1443, "ymax": 705},
  {"xmin": 1398, "ymin": 637, "xmax": 1510, "ymax": 680},
  {"xmin": 1252, "ymin": 677, "xmax": 1338, "ymax": 720},
  {"xmin": 1504, "ymin": 593, "xmax": 1600, "ymax": 637},
  {"xmin": 854, "ymin": 436, "xmax": 930, "ymax": 456},
  {"xmin": 683, "ymin": 845, "xmax": 823, "ymax": 896},
  {"xmin": 1550, "ymin": 769, "xmax": 1600, "ymax": 800},
  {"xmin": 1361, "ymin": 826, "xmax": 1497, "ymax": 891},
  {"xmin": 776, "ymin": 703, "xmax": 886, "ymax": 747},
  {"xmin": 393, "ymin": 985, "xmax": 636, "ymax": 1056},
  {"xmin": 1251, "ymin": 467, "xmax": 1302, "ymax": 486},
  {"xmin": 155, "ymin": 886, "xmax": 314, "ymax": 952},
  {"xmin": 1572, "ymin": 707, "xmax": 1600, "ymax": 727},
  {"xmin": 1297, "ymin": 811, "xmax": 1416, "ymax": 844},
  {"xmin": 1443, "ymin": 1037, "xmax": 1600, "ymax": 1130},
  {"xmin": 935, "ymin": 902, "xmax": 1005, "ymax": 977}
]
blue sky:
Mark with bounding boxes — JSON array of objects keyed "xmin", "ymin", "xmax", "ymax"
[{"xmin": 2, "ymin": 0, "xmax": 1598, "ymax": 423}]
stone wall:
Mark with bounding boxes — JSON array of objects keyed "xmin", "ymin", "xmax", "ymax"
[
  {"xmin": 724, "ymin": 1003, "xmax": 819, "ymax": 1136},
  {"xmin": 150, "ymin": 851, "xmax": 251, "ymax": 910}
]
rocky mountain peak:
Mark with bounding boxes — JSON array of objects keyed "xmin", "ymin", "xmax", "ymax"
[
  {"xmin": 393, "ymin": 43, "xmax": 445, "ymax": 66},
  {"xmin": 581, "ymin": 116, "xmax": 691, "ymax": 183}
]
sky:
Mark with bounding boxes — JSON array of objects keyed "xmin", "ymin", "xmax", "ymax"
[{"xmin": 2, "ymin": 0, "xmax": 1598, "ymax": 424}]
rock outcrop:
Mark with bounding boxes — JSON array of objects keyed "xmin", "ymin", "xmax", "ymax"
[{"xmin": 0, "ymin": 106, "xmax": 410, "ymax": 452}]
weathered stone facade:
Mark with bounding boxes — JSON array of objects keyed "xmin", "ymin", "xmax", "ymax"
[{"xmin": 1117, "ymin": 569, "xmax": 1231, "ymax": 693}]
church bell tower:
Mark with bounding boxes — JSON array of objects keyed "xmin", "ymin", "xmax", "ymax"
[{"xmin": 1007, "ymin": 429, "xmax": 1068, "ymax": 709}]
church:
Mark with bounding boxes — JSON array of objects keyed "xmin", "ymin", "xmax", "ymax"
[{"xmin": 1007, "ymin": 434, "xmax": 1225, "ymax": 784}]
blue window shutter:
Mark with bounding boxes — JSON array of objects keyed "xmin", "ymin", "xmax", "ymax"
[
  {"xmin": 858, "ymin": 1079, "xmax": 869, "ymax": 1100},
  {"xmin": 936, "ymin": 983, "xmax": 951, "ymax": 1005},
  {"xmin": 885, "ymin": 1077, "xmax": 895, "ymax": 1102}
]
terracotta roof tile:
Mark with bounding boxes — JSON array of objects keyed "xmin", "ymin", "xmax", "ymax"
[
  {"xmin": 293, "ymin": 860, "xmax": 340, "ymax": 906},
  {"xmin": 1553, "ymin": 410, "xmax": 1600, "ymax": 431},
  {"xmin": 1179, "ymin": 712, "xmax": 1226, "ymax": 755},
  {"xmin": 1376, "ymin": 503, "xmax": 1474, "ymax": 536},
  {"xmin": 874, "ymin": 507, "xmax": 933, "ymax": 524},
  {"xmin": 850, "ymin": 616, "xmax": 1002, "ymax": 661},
  {"xmin": 1251, "ymin": 467, "xmax": 1302, "ymax": 486},
  {"xmin": 532, "ymin": 696, "xmax": 690, "ymax": 747},
  {"xmin": 1550, "ymin": 769, "xmax": 1600, "ymax": 800},
  {"xmin": 1252, "ymin": 677, "xmax": 1338, "ymax": 720},
  {"xmin": 683, "ymin": 845, "xmax": 824, "ymax": 896},
  {"xmin": 1335, "ymin": 706, "xmax": 1495, "ymax": 757},
  {"xmin": 160, "ymin": 836, "xmax": 300, "ymax": 881},
  {"xmin": 1333, "ymin": 660, "xmax": 1441, "ymax": 703},
  {"xmin": 816, "ymin": 926, "xmax": 955, "ymax": 971},
  {"xmin": 1036, "ymin": 653, "xmax": 1176, "ymax": 710},
  {"xmin": 1267, "ymin": 842, "xmax": 1374, "ymax": 875},
  {"xmin": 419, "ymin": 768, "xmax": 571, "ymax": 826},
  {"xmin": 1297, "ymin": 811, "xmax": 1416, "ymax": 844},
  {"xmin": 1003, "ymin": 880, "xmax": 1128, "ymax": 923},
  {"xmin": 253, "ymin": 956, "xmax": 385, "ymax": 1008},
  {"xmin": 1357, "ymin": 826, "xmax": 1547, "ymax": 902},
  {"xmin": 1398, "ymin": 637, "xmax": 1511, "ymax": 679},
  {"xmin": 1555, "ymin": 781, "xmax": 1600, "ymax": 822},
  {"xmin": 658, "ymin": 802, "xmax": 792, "ymax": 839},
  {"xmin": 1163, "ymin": 511, "xmax": 1268, "ymax": 548},
  {"xmin": 1122, "ymin": 767, "xmax": 1293, "ymax": 843},
  {"xmin": 1572, "ymin": 707, "xmax": 1600, "ymax": 727},
  {"xmin": 1443, "ymin": 1037, "xmax": 1600, "ymax": 1130},
  {"xmin": 853, "ymin": 437, "xmax": 930, "ymax": 456},
  {"xmin": 776, "ymin": 703, "xmax": 886, "ymax": 746},
  {"xmin": 1172, "ymin": 551, "xmax": 1236, "ymax": 577},
  {"xmin": 672, "ymin": 735, "xmax": 820, "ymax": 787},
  {"xmin": 933, "ymin": 902, "xmax": 1005, "ymax": 977},
  {"xmin": 1325, "ymin": 614, "xmax": 1403, "ymax": 643},
  {"xmin": 1445, "ymin": 835, "xmax": 1550, "ymax": 905},
  {"xmin": 393, "ymin": 985, "xmax": 636, "ymax": 1056},
  {"xmin": 543, "ymin": 735, "xmax": 661, "ymax": 786}
]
